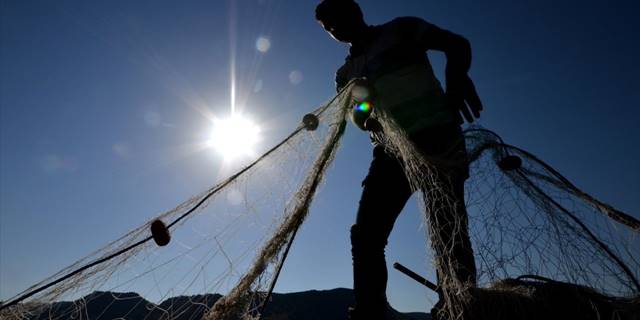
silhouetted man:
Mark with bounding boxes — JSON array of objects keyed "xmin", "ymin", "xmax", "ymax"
[{"xmin": 315, "ymin": 1, "xmax": 482, "ymax": 319}]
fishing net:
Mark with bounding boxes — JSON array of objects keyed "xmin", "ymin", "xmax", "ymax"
[
  {"xmin": 0, "ymin": 81, "xmax": 352, "ymax": 320},
  {"xmin": 371, "ymin": 97, "xmax": 639, "ymax": 319},
  {"xmin": 1, "ymin": 80, "xmax": 638, "ymax": 320}
]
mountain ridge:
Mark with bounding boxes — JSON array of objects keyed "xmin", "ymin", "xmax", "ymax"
[{"xmin": 19, "ymin": 288, "xmax": 430, "ymax": 319}]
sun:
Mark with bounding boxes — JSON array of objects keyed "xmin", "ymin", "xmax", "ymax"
[{"xmin": 209, "ymin": 113, "xmax": 261, "ymax": 160}]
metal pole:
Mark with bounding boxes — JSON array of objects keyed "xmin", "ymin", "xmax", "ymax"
[{"xmin": 393, "ymin": 262, "xmax": 439, "ymax": 293}]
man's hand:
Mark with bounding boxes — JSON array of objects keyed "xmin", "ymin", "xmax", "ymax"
[
  {"xmin": 446, "ymin": 74, "xmax": 483, "ymax": 124},
  {"xmin": 364, "ymin": 118, "xmax": 382, "ymax": 132}
]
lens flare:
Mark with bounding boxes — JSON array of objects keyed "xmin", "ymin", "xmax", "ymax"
[{"xmin": 356, "ymin": 101, "xmax": 372, "ymax": 113}]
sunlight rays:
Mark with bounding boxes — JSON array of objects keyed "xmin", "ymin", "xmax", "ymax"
[{"xmin": 208, "ymin": 113, "xmax": 262, "ymax": 161}]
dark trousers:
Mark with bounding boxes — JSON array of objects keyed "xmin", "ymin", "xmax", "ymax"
[{"xmin": 351, "ymin": 123, "xmax": 476, "ymax": 312}]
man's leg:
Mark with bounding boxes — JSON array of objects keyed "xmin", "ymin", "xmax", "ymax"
[
  {"xmin": 414, "ymin": 124, "xmax": 476, "ymax": 288},
  {"xmin": 428, "ymin": 169, "xmax": 476, "ymax": 287},
  {"xmin": 351, "ymin": 146, "xmax": 413, "ymax": 316}
]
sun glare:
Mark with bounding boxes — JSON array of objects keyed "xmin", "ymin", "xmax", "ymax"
[{"xmin": 209, "ymin": 113, "xmax": 261, "ymax": 161}]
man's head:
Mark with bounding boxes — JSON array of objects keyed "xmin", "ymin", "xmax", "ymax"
[{"xmin": 315, "ymin": 0, "xmax": 366, "ymax": 44}]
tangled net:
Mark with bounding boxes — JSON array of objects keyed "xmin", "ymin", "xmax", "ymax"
[{"xmin": 1, "ymin": 80, "xmax": 638, "ymax": 320}]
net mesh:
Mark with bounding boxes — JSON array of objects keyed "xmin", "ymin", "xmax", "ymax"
[{"xmin": 1, "ymin": 81, "xmax": 638, "ymax": 320}]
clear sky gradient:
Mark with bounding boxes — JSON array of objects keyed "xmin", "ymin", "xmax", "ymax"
[{"xmin": 1, "ymin": 0, "xmax": 639, "ymax": 313}]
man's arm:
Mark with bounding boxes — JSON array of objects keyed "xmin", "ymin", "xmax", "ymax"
[
  {"xmin": 408, "ymin": 18, "xmax": 483, "ymax": 123},
  {"xmin": 426, "ymin": 28, "xmax": 471, "ymax": 86}
]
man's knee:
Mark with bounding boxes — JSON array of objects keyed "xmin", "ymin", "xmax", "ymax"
[
  {"xmin": 350, "ymin": 224, "xmax": 387, "ymax": 255},
  {"xmin": 350, "ymin": 224, "xmax": 365, "ymax": 249}
]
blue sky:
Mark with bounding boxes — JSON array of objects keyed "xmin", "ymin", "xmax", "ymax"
[{"xmin": 1, "ymin": 0, "xmax": 639, "ymax": 313}]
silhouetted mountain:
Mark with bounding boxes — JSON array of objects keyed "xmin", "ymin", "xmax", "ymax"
[
  {"xmin": 23, "ymin": 288, "xmax": 429, "ymax": 320},
  {"xmin": 153, "ymin": 293, "xmax": 222, "ymax": 319},
  {"xmin": 34, "ymin": 291, "xmax": 154, "ymax": 320},
  {"xmin": 266, "ymin": 288, "xmax": 355, "ymax": 320},
  {"xmin": 265, "ymin": 288, "xmax": 429, "ymax": 320}
]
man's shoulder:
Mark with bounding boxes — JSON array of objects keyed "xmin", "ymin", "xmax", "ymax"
[
  {"xmin": 373, "ymin": 16, "xmax": 435, "ymax": 46},
  {"xmin": 379, "ymin": 16, "xmax": 431, "ymax": 32}
]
